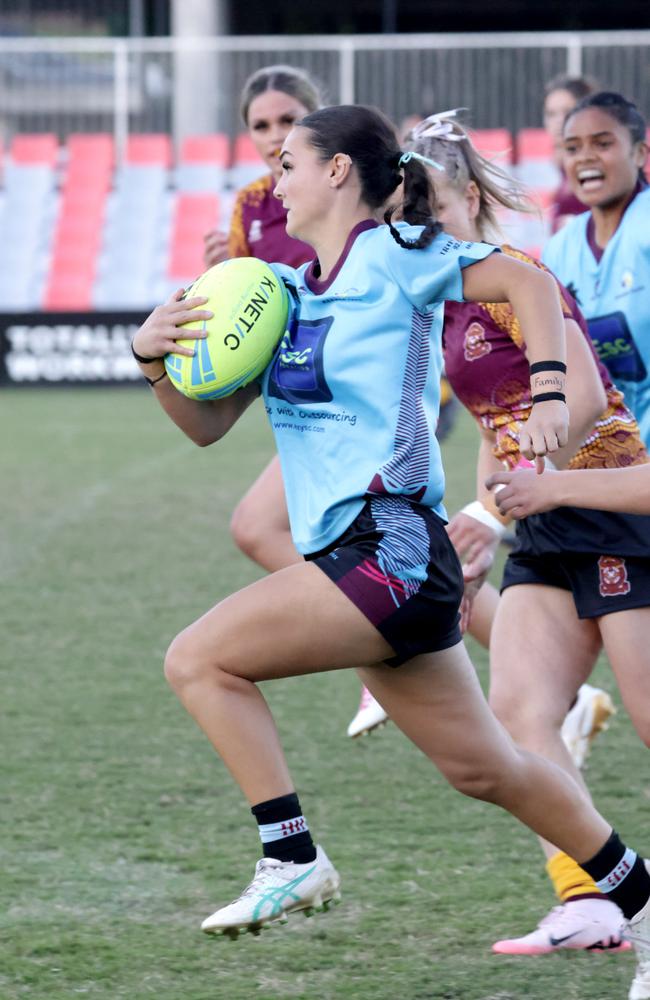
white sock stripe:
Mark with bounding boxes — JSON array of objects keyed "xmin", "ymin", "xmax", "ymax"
[
  {"xmin": 596, "ymin": 847, "xmax": 638, "ymax": 893},
  {"xmin": 258, "ymin": 816, "xmax": 309, "ymax": 844}
]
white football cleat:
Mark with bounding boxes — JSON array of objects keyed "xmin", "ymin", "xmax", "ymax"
[
  {"xmin": 627, "ymin": 863, "xmax": 650, "ymax": 1000},
  {"xmin": 347, "ymin": 686, "xmax": 389, "ymax": 738},
  {"xmin": 492, "ymin": 897, "xmax": 629, "ymax": 955},
  {"xmin": 201, "ymin": 844, "xmax": 341, "ymax": 938},
  {"xmin": 561, "ymin": 682, "xmax": 615, "ymax": 769}
]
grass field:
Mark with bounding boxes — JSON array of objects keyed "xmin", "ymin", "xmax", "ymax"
[{"xmin": 1, "ymin": 388, "xmax": 647, "ymax": 1000}]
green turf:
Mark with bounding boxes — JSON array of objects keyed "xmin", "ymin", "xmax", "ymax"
[{"xmin": 1, "ymin": 388, "xmax": 646, "ymax": 1000}]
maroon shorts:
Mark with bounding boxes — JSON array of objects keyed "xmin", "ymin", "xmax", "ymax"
[{"xmin": 307, "ymin": 494, "xmax": 463, "ymax": 666}]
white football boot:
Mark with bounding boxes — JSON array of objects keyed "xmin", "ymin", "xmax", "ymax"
[
  {"xmin": 561, "ymin": 682, "xmax": 615, "ymax": 769},
  {"xmin": 492, "ymin": 897, "xmax": 629, "ymax": 955},
  {"xmin": 201, "ymin": 844, "xmax": 341, "ymax": 938},
  {"xmin": 347, "ymin": 686, "xmax": 389, "ymax": 738}
]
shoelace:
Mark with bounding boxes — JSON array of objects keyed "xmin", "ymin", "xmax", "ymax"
[{"xmin": 234, "ymin": 858, "xmax": 288, "ymax": 902}]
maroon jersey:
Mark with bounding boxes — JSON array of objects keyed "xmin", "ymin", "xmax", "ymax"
[
  {"xmin": 227, "ymin": 173, "xmax": 313, "ymax": 267},
  {"xmin": 442, "ymin": 245, "xmax": 647, "ymax": 472}
]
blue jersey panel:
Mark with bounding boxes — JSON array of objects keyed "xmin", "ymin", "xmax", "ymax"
[
  {"xmin": 262, "ymin": 224, "xmax": 496, "ymax": 554},
  {"xmin": 543, "ymin": 188, "xmax": 650, "ymax": 446}
]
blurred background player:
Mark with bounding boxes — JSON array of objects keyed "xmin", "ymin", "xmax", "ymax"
[
  {"xmin": 542, "ymin": 73, "xmax": 599, "ymax": 232},
  {"xmin": 543, "ymin": 91, "xmax": 650, "ymax": 446},
  {"xmin": 203, "ymin": 64, "xmax": 322, "ymax": 269}
]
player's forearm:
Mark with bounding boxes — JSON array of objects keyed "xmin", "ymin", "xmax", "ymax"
[
  {"xmin": 509, "ymin": 268, "xmax": 566, "ymax": 370},
  {"xmin": 551, "ymin": 465, "xmax": 650, "ymax": 515},
  {"xmin": 149, "ymin": 373, "xmax": 258, "ymax": 446}
]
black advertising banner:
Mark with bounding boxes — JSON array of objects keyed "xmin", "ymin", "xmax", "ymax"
[{"xmin": 0, "ymin": 312, "xmax": 150, "ymax": 386}]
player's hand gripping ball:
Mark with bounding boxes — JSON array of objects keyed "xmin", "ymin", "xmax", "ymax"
[{"xmin": 165, "ymin": 257, "xmax": 288, "ymax": 400}]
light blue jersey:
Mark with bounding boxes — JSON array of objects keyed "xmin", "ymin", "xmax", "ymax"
[
  {"xmin": 543, "ymin": 186, "xmax": 650, "ymax": 446},
  {"xmin": 261, "ymin": 221, "xmax": 495, "ymax": 554}
]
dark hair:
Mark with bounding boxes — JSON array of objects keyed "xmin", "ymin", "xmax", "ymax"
[
  {"xmin": 240, "ymin": 64, "xmax": 321, "ymax": 125},
  {"xmin": 543, "ymin": 74, "xmax": 598, "ymax": 103},
  {"xmin": 298, "ymin": 104, "xmax": 440, "ymax": 250},
  {"xmin": 565, "ymin": 91, "xmax": 648, "ymax": 184}
]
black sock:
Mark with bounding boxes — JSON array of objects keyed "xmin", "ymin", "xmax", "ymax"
[
  {"xmin": 251, "ymin": 792, "xmax": 317, "ymax": 864},
  {"xmin": 580, "ymin": 830, "xmax": 650, "ymax": 919}
]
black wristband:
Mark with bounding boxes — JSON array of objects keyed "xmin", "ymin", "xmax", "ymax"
[
  {"xmin": 531, "ymin": 391, "xmax": 566, "ymax": 404},
  {"xmin": 143, "ymin": 370, "xmax": 168, "ymax": 388},
  {"xmin": 131, "ymin": 342, "xmax": 164, "ymax": 365},
  {"xmin": 529, "ymin": 360, "xmax": 567, "ymax": 375}
]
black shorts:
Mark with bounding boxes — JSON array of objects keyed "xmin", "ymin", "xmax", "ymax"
[
  {"xmin": 307, "ymin": 494, "xmax": 463, "ymax": 666},
  {"xmin": 502, "ymin": 550, "xmax": 650, "ymax": 618}
]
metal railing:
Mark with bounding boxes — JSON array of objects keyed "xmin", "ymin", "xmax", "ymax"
[{"xmin": 0, "ymin": 31, "xmax": 648, "ymax": 155}]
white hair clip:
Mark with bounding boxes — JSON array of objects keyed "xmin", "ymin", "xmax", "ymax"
[{"xmin": 412, "ymin": 109, "xmax": 465, "ymax": 142}]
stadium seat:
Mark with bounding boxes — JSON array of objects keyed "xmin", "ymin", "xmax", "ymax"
[
  {"xmin": 230, "ymin": 132, "xmax": 267, "ymax": 188},
  {"xmin": 515, "ymin": 128, "xmax": 560, "ymax": 191},
  {"xmin": 167, "ymin": 193, "xmax": 220, "ymax": 284},
  {"xmin": 125, "ymin": 133, "xmax": 173, "ymax": 167},
  {"xmin": 0, "ymin": 140, "xmax": 59, "ymax": 309},
  {"xmin": 176, "ymin": 134, "xmax": 230, "ymax": 193},
  {"xmin": 468, "ymin": 128, "xmax": 513, "ymax": 165},
  {"xmin": 10, "ymin": 133, "xmax": 59, "ymax": 166}
]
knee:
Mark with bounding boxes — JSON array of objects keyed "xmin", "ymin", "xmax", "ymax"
[
  {"xmin": 489, "ymin": 689, "xmax": 562, "ymax": 748},
  {"xmin": 163, "ymin": 627, "xmax": 227, "ymax": 695},
  {"xmin": 445, "ymin": 760, "xmax": 512, "ymax": 805},
  {"xmin": 230, "ymin": 497, "xmax": 262, "ymax": 561}
]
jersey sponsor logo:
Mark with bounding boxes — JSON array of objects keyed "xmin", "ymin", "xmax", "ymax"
[
  {"xmin": 598, "ymin": 555, "xmax": 631, "ymax": 597},
  {"xmin": 268, "ymin": 315, "xmax": 333, "ymax": 404},
  {"xmin": 614, "ymin": 268, "xmax": 644, "ymax": 299},
  {"xmin": 587, "ymin": 312, "xmax": 647, "ymax": 383},
  {"xmin": 463, "ymin": 321, "xmax": 491, "ymax": 361},
  {"xmin": 248, "ymin": 219, "xmax": 263, "ymax": 243}
]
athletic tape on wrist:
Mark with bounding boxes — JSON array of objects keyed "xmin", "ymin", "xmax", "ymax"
[{"xmin": 460, "ymin": 500, "xmax": 507, "ymax": 539}]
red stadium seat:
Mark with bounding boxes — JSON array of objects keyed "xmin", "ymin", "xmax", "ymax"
[
  {"xmin": 43, "ymin": 267, "xmax": 95, "ymax": 310},
  {"xmin": 517, "ymin": 128, "xmax": 555, "ymax": 161},
  {"xmin": 10, "ymin": 133, "xmax": 59, "ymax": 166},
  {"xmin": 469, "ymin": 128, "xmax": 513, "ymax": 164},
  {"xmin": 233, "ymin": 133, "xmax": 264, "ymax": 165},
  {"xmin": 126, "ymin": 133, "xmax": 173, "ymax": 167},
  {"xmin": 67, "ymin": 133, "xmax": 114, "ymax": 167},
  {"xmin": 168, "ymin": 193, "xmax": 220, "ymax": 280},
  {"xmin": 180, "ymin": 134, "xmax": 230, "ymax": 167}
]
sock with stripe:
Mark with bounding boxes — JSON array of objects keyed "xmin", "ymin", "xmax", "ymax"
[
  {"xmin": 252, "ymin": 792, "xmax": 317, "ymax": 864},
  {"xmin": 547, "ymin": 851, "xmax": 601, "ymax": 902},
  {"xmin": 580, "ymin": 830, "xmax": 650, "ymax": 919}
]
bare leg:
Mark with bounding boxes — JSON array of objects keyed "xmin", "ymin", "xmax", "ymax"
[
  {"xmin": 599, "ymin": 606, "xmax": 650, "ymax": 748},
  {"xmin": 489, "ymin": 584, "xmax": 602, "ymax": 859},
  {"xmin": 229, "ymin": 455, "xmax": 299, "ymax": 572},
  {"xmin": 467, "ymin": 580, "xmax": 499, "ymax": 649},
  {"xmin": 165, "ymin": 562, "xmax": 611, "ymax": 861}
]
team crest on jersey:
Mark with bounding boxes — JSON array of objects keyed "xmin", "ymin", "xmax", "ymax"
[
  {"xmin": 463, "ymin": 321, "xmax": 491, "ymax": 361},
  {"xmin": 598, "ymin": 556, "xmax": 631, "ymax": 597},
  {"xmin": 267, "ymin": 315, "xmax": 334, "ymax": 404},
  {"xmin": 248, "ymin": 219, "xmax": 262, "ymax": 243}
]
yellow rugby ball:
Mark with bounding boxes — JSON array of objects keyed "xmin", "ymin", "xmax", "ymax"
[{"xmin": 164, "ymin": 257, "xmax": 288, "ymax": 400}]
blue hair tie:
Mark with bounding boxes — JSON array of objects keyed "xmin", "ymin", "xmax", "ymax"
[{"xmin": 398, "ymin": 150, "xmax": 444, "ymax": 172}]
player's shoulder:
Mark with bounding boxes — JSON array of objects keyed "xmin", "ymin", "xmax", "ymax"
[
  {"xmin": 543, "ymin": 212, "xmax": 589, "ymax": 263},
  {"xmin": 622, "ymin": 185, "xmax": 650, "ymax": 232},
  {"xmin": 235, "ymin": 173, "xmax": 274, "ymax": 207},
  {"xmin": 501, "ymin": 244, "xmax": 548, "ymax": 271}
]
